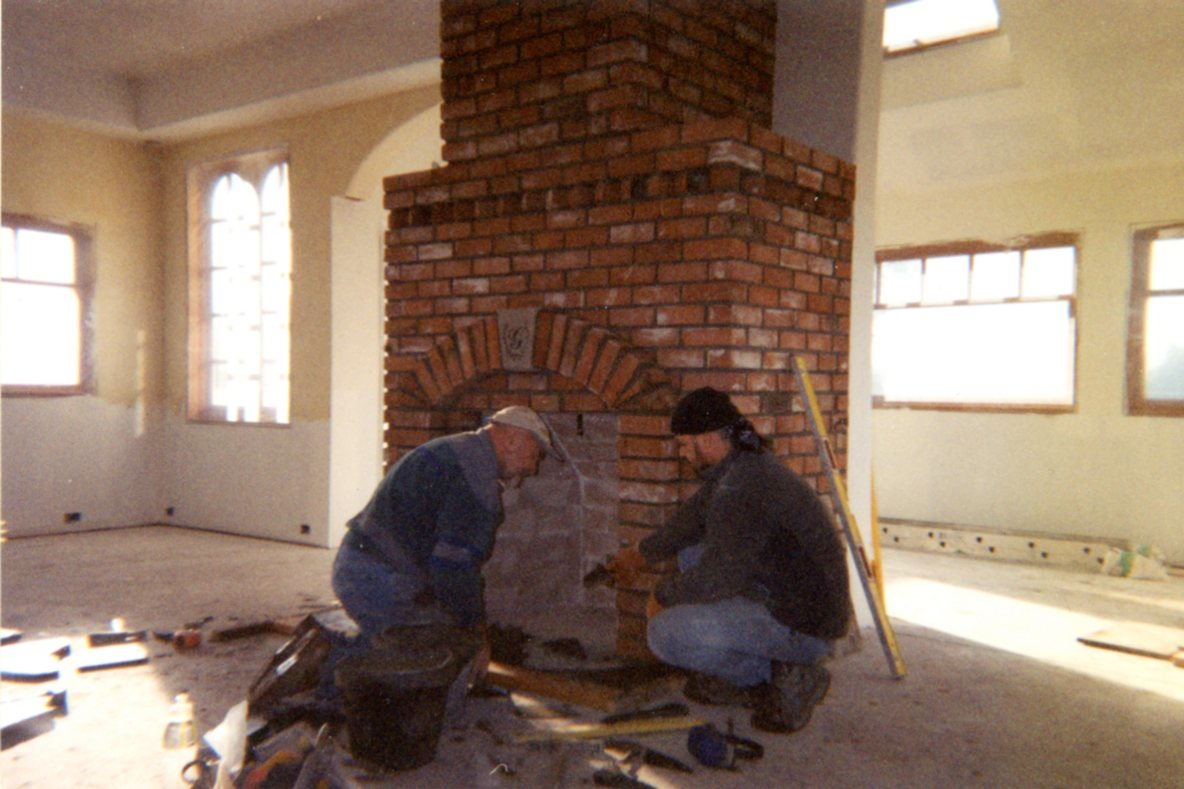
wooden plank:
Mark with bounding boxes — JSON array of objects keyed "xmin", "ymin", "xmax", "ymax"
[
  {"xmin": 1078, "ymin": 622, "xmax": 1184, "ymax": 660},
  {"xmin": 1, "ymin": 638, "xmax": 71, "ymax": 681},
  {"xmin": 76, "ymin": 643, "xmax": 151, "ymax": 672},
  {"xmin": 514, "ymin": 715, "xmax": 705, "ymax": 743},
  {"xmin": 485, "ymin": 662, "xmax": 626, "ymax": 712}
]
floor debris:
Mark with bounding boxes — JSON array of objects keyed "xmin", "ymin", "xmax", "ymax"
[{"xmin": 1078, "ymin": 621, "xmax": 1184, "ymax": 660}]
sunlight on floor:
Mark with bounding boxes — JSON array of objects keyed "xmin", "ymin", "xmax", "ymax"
[{"xmin": 885, "ymin": 578, "xmax": 1184, "ymax": 703}]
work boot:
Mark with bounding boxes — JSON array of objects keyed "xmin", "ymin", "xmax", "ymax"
[
  {"xmin": 682, "ymin": 672, "xmax": 756, "ymax": 707},
  {"xmin": 750, "ymin": 661, "xmax": 831, "ymax": 733}
]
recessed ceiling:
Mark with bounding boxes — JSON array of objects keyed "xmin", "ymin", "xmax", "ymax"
[{"xmin": 1, "ymin": 0, "xmax": 441, "ymax": 140}]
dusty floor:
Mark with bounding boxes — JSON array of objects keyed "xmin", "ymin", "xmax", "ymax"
[{"xmin": 1, "ymin": 525, "xmax": 1182, "ymax": 788}]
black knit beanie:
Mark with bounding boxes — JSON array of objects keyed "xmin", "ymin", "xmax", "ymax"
[{"xmin": 671, "ymin": 387, "xmax": 742, "ymax": 435}]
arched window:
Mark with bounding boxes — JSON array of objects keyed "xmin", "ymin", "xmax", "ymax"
[{"xmin": 188, "ymin": 149, "xmax": 290, "ymax": 424}]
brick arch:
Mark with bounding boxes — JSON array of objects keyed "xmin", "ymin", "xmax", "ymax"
[
  {"xmin": 388, "ymin": 311, "xmax": 677, "ymax": 414},
  {"xmin": 384, "ymin": 312, "xmax": 682, "ymax": 659}
]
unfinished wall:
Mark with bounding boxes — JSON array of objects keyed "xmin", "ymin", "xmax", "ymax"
[
  {"xmin": 158, "ymin": 87, "xmax": 441, "ymax": 544},
  {"xmin": 1, "ymin": 114, "xmax": 166, "ymax": 535},
  {"xmin": 875, "ymin": 161, "xmax": 1184, "ymax": 564}
]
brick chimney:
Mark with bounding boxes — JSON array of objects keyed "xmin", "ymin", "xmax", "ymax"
[{"xmin": 383, "ymin": 0, "xmax": 853, "ymax": 658}]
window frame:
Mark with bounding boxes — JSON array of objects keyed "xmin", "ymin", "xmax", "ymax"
[
  {"xmin": 1, "ymin": 213, "xmax": 96, "ymax": 397},
  {"xmin": 1127, "ymin": 222, "xmax": 1184, "ymax": 417},
  {"xmin": 873, "ymin": 232, "xmax": 1080, "ymax": 413},
  {"xmin": 883, "ymin": 0, "xmax": 1001, "ymax": 58},
  {"xmin": 186, "ymin": 147, "xmax": 292, "ymax": 426}
]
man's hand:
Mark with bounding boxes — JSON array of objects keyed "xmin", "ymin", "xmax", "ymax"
[
  {"xmin": 645, "ymin": 591, "xmax": 664, "ymax": 620},
  {"xmin": 605, "ymin": 546, "xmax": 647, "ymax": 588}
]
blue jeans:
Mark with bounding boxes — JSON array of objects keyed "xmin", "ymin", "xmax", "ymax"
[
  {"xmin": 331, "ymin": 541, "xmax": 452, "ymax": 643},
  {"xmin": 323, "ymin": 542, "xmax": 477, "ymax": 719},
  {"xmin": 646, "ymin": 545, "xmax": 832, "ymax": 687}
]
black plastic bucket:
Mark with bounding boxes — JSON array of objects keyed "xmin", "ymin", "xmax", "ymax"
[{"xmin": 335, "ymin": 640, "xmax": 459, "ymax": 771}]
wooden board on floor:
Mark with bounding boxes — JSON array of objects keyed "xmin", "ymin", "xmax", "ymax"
[
  {"xmin": 514, "ymin": 714, "xmax": 705, "ymax": 743},
  {"xmin": 485, "ymin": 661, "xmax": 682, "ymax": 714},
  {"xmin": 76, "ymin": 643, "xmax": 151, "ymax": 672},
  {"xmin": 1078, "ymin": 622, "xmax": 1184, "ymax": 660},
  {"xmin": 1, "ymin": 638, "xmax": 71, "ymax": 681}
]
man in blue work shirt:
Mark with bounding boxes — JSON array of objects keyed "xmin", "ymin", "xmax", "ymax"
[
  {"xmin": 334, "ymin": 405, "xmax": 552, "ymax": 636},
  {"xmin": 326, "ymin": 405, "xmax": 553, "ymax": 712}
]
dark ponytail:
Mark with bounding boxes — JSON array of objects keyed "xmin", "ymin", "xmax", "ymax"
[{"xmin": 726, "ymin": 417, "xmax": 767, "ymax": 453}]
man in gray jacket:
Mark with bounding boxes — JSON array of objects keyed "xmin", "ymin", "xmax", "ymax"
[{"xmin": 608, "ymin": 388, "xmax": 850, "ymax": 733}]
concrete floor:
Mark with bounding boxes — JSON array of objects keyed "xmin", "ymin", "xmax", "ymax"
[{"xmin": 1, "ymin": 525, "xmax": 1182, "ymax": 788}]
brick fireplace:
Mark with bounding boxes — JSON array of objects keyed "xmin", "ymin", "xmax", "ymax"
[{"xmin": 382, "ymin": 0, "xmax": 853, "ymax": 658}]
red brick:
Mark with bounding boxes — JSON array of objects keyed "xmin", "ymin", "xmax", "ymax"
[
  {"xmin": 573, "ymin": 328, "xmax": 608, "ymax": 386},
  {"xmin": 653, "ymin": 303, "xmax": 702, "ymax": 326},
  {"xmin": 684, "ymin": 237, "xmax": 747, "ymax": 260},
  {"xmin": 634, "ymin": 327, "xmax": 679, "ymax": 346},
  {"xmin": 587, "ymin": 287, "xmax": 631, "ymax": 307},
  {"xmin": 588, "ymin": 337, "xmax": 623, "ymax": 393},
  {"xmin": 657, "ymin": 348, "xmax": 706, "ymax": 368},
  {"xmin": 681, "ymin": 326, "xmax": 746, "ymax": 346}
]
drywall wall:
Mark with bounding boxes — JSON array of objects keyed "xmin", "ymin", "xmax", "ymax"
[
  {"xmin": 329, "ymin": 104, "xmax": 444, "ymax": 547},
  {"xmin": 157, "ymin": 86, "xmax": 441, "ymax": 544},
  {"xmin": 0, "ymin": 115, "xmax": 166, "ymax": 534},
  {"xmin": 874, "ymin": 162, "xmax": 1184, "ymax": 563}
]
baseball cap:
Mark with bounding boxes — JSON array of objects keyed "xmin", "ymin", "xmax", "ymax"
[{"xmin": 489, "ymin": 405, "xmax": 553, "ymax": 454}]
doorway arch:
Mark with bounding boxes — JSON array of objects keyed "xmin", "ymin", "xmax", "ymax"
[{"xmin": 327, "ymin": 103, "xmax": 442, "ymax": 546}]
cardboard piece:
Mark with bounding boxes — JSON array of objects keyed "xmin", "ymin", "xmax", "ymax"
[
  {"xmin": 1078, "ymin": 621, "xmax": 1184, "ymax": 660},
  {"xmin": 247, "ymin": 615, "xmax": 331, "ymax": 711}
]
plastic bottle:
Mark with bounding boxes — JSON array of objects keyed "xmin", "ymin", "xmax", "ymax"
[{"xmin": 161, "ymin": 692, "xmax": 197, "ymax": 787}]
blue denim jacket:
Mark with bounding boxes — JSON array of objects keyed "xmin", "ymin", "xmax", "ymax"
[{"xmin": 347, "ymin": 431, "xmax": 502, "ymax": 627}]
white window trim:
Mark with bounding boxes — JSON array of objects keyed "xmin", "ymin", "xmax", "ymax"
[
  {"xmin": 186, "ymin": 148, "xmax": 292, "ymax": 425},
  {"xmin": 873, "ymin": 234, "xmax": 1079, "ymax": 413},
  {"xmin": 1, "ymin": 213, "xmax": 95, "ymax": 397}
]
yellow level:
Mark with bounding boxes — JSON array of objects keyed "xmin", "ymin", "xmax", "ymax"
[{"xmin": 792, "ymin": 356, "xmax": 907, "ymax": 679}]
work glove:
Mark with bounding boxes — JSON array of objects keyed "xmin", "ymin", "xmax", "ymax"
[
  {"xmin": 605, "ymin": 546, "xmax": 647, "ymax": 588},
  {"xmin": 645, "ymin": 591, "xmax": 664, "ymax": 620}
]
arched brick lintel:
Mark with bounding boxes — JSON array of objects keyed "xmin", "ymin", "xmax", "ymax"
[
  {"xmin": 383, "ymin": 310, "xmax": 681, "ymax": 661},
  {"xmin": 388, "ymin": 311, "xmax": 678, "ymax": 416}
]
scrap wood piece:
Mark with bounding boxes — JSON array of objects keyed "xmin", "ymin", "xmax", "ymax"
[
  {"xmin": 486, "ymin": 661, "xmax": 682, "ymax": 714},
  {"xmin": 1078, "ymin": 621, "xmax": 1184, "ymax": 660},
  {"xmin": 1, "ymin": 637, "xmax": 71, "ymax": 681},
  {"xmin": 76, "ymin": 642, "xmax": 151, "ymax": 672},
  {"xmin": 514, "ymin": 714, "xmax": 705, "ymax": 743},
  {"xmin": 0, "ymin": 628, "xmax": 22, "ymax": 645},
  {"xmin": 487, "ymin": 661, "xmax": 624, "ymax": 712},
  {"xmin": 1, "ymin": 689, "xmax": 68, "ymax": 729},
  {"xmin": 0, "ymin": 690, "xmax": 68, "ymax": 750},
  {"xmin": 87, "ymin": 629, "xmax": 148, "ymax": 647},
  {"xmin": 211, "ymin": 621, "xmax": 281, "ymax": 642}
]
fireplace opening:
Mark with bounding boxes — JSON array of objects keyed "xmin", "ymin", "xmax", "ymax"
[{"xmin": 483, "ymin": 412, "xmax": 620, "ymax": 659}]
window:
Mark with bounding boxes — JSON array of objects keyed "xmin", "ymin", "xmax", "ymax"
[
  {"xmin": 872, "ymin": 235, "xmax": 1078, "ymax": 410},
  {"xmin": 1128, "ymin": 223, "xmax": 1184, "ymax": 416},
  {"xmin": 187, "ymin": 149, "xmax": 291, "ymax": 424},
  {"xmin": 1, "ymin": 215, "xmax": 94, "ymax": 394},
  {"xmin": 883, "ymin": 0, "xmax": 1000, "ymax": 55}
]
